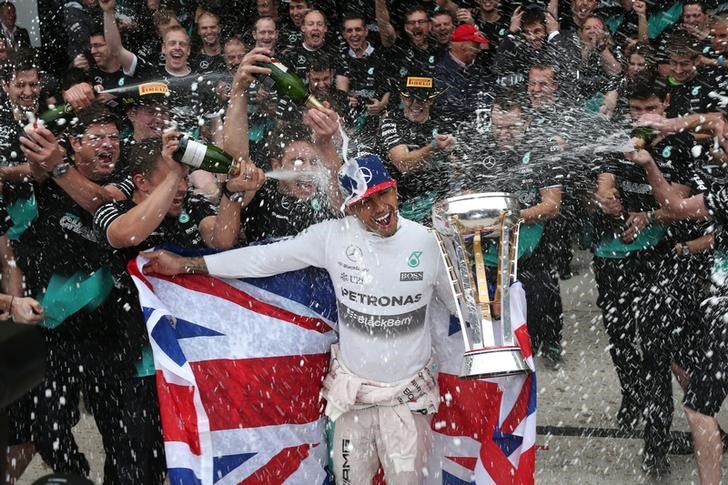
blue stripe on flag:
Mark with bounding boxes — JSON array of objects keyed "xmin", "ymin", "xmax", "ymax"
[
  {"xmin": 213, "ymin": 452, "xmax": 256, "ymax": 482},
  {"xmin": 144, "ymin": 308, "xmax": 225, "ymax": 339},
  {"xmin": 244, "ymin": 268, "xmax": 337, "ymax": 321},
  {"xmin": 442, "ymin": 469, "xmax": 474, "ymax": 485},
  {"xmin": 493, "ymin": 433, "xmax": 523, "ymax": 457},
  {"xmin": 149, "ymin": 313, "xmax": 188, "ymax": 367},
  {"xmin": 168, "ymin": 468, "xmax": 202, "ymax": 485}
]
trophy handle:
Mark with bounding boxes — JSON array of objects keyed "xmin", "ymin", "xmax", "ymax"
[
  {"xmin": 472, "ymin": 231, "xmax": 496, "ymax": 347},
  {"xmin": 433, "ymin": 231, "xmax": 476, "ymax": 352}
]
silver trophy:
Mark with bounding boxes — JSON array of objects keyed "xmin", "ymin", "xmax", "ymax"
[{"xmin": 432, "ymin": 193, "xmax": 531, "ymax": 379}]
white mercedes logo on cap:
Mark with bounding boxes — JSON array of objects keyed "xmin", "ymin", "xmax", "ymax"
[{"xmin": 357, "ymin": 167, "xmax": 373, "ymax": 184}]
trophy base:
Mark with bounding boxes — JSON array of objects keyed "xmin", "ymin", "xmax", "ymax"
[{"xmin": 460, "ymin": 346, "xmax": 531, "ymax": 379}]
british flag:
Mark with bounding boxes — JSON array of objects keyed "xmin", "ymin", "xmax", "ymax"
[
  {"xmin": 427, "ymin": 284, "xmax": 537, "ymax": 485},
  {"xmin": 129, "ymin": 254, "xmax": 536, "ymax": 485}
]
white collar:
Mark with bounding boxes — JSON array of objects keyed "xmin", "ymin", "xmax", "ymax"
[
  {"xmin": 348, "ymin": 42, "xmax": 374, "ymax": 59},
  {"xmin": 165, "ymin": 65, "xmax": 191, "ymax": 77},
  {"xmin": 302, "ymin": 42, "xmax": 321, "ymax": 52}
]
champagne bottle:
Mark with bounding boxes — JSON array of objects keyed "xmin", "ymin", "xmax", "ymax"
[
  {"xmin": 631, "ymin": 126, "xmax": 657, "ymax": 146},
  {"xmin": 173, "ymin": 137, "xmax": 238, "ymax": 174},
  {"xmin": 666, "ymin": 75, "xmax": 682, "ymax": 87},
  {"xmin": 258, "ymin": 59, "xmax": 325, "ymax": 110},
  {"xmin": 32, "ymin": 104, "xmax": 76, "ymax": 136}
]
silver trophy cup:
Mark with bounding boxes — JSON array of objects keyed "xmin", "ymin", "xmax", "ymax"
[{"xmin": 432, "ymin": 193, "xmax": 531, "ymax": 379}]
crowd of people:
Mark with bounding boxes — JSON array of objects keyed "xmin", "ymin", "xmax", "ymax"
[{"xmin": 1, "ymin": 0, "xmax": 728, "ymax": 483}]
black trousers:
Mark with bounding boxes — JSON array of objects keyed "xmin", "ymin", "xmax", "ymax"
[
  {"xmin": 520, "ymin": 267, "xmax": 563, "ymax": 353},
  {"xmin": 593, "ymin": 253, "xmax": 701, "ymax": 457},
  {"xmin": 20, "ymin": 333, "xmax": 165, "ymax": 484}
]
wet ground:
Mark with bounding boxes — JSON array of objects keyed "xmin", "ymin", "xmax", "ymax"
[{"xmin": 21, "ymin": 250, "xmax": 728, "ymax": 484}]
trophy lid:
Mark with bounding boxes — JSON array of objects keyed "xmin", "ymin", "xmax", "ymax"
[{"xmin": 432, "ymin": 192, "xmax": 521, "ymax": 235}]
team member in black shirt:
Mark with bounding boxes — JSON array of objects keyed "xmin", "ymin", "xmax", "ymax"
[
  {"xmin": 380, "ymin": 74, "xmax": 454, "ymax": 224},
  {"xmin": 664, "ymin": 33, "xmax": 717, "ymax": 118},
  {"xmin": 375, "ymin": 2, "xmax": 445, "ymax": 78},
  {"xmin": 340, "ymin": 13, "xmax": 390, "ymax": 144},
  {"xmin": 225, "ymin": 47, "xmax": 343, "ymax": 242},
  {"xmin": 91, "ymin": 131, "xmax": 260, "ymax": 484},
  {"xmin": 474, "ymin": 0, "xmax": 510, "ymax": 57},
  {"xmin": 194, "ymin": 10, "xmax": 226, "ymax": 72},
  {"xmin": 16, "ymin": 105, "xmax": 135, "ymax": 483},
  {"xmin": 0, "ymin": 50, "xmax": 48, "ymax": 241},
  {"xmin": 280, "ymin": 9, "xmax": 349, "ymax": 92},
  {"xmin": 593, "ymin": 79, "xmax": 697, "ymax": 476},
  {"xmin": 279, "ymin": 0, "xmax": 311, "ymax": 51},
  {"xmin": 626, "ymin": 112, "xmax": 728, "ymax": 485}
]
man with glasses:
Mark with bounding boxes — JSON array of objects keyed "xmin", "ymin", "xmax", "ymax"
[
  {"xmin": 10, "ymin": 104, "xmax": 139, "ymax": 482},
  {"xmin": 375, "ymin": 2, "xmax": 446, "ymax": 77},
  {"xmin": 380, "ymin": 74, "xmax": 455, "ymax": 224}
]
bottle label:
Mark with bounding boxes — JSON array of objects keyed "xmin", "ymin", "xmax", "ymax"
[
  {"xmin": 179, "ymin": 139, "xmax": 207, "ymax": 169},
  {"xmin": 271, "ymin": 60, "xmax": 288, "ymax": 73}
]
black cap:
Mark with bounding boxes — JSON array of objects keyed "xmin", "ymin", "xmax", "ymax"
[
  {"xmin": 399, "ymin": 75, "xmax": 446, "ymax": 101},
  {"xmin": 123, "ymin": 92, "xmax": 170, "ymax": 112}
]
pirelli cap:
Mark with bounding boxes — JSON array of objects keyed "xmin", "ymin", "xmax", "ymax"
[
  {"xmin": 338, "ymin": 154, "xmax": 396, "ymax": 207},
  {"xmin": 400, "ymin": 74, "xmax": 446, "ymax": 101}
]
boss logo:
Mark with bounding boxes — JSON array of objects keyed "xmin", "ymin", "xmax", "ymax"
[{"xmin": 400, "ymin": 272, "xmax": 423, "ymax": 281}]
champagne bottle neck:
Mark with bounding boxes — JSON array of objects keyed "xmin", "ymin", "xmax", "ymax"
[{"xmin": 304, "ymin": 95, "xmax": 325, "ymax": 110}]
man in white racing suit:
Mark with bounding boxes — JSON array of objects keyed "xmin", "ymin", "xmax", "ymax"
[{"xmin": 143, "ymin": 154, "xmax": 457, "ymax": 484}]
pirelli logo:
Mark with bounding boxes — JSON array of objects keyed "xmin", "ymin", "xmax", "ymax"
[
  {"xmin": 138, "ymin": 82, "xmax": 169, "ymax": 95},
  {"xmin": 406, "ymin": 76, "xmax": 433, "ymax": 88}
]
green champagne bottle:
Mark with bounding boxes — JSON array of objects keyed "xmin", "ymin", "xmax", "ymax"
[
  {"xmin": 259, "ymin": 59, "xmax": 325, "ymax": 110},
  {"xmin": 173, "ymin": 137, "xmax": 238, "ymax": 174},
  {"xmin": 666, "ymin": 75, "xmax": 682, "ymax": 87},
  {"xmin": 32, "ymin": 104, "xmax": 76, "ymax": 136},
  {"xmin": 631, "ymin": 126, "xmax": 657, "ymax": 146}
]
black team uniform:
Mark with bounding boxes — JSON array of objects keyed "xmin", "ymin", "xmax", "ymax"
[
  {"xmin": 343, "ymin": 43, "xmax": 391, "ymax": 148},
  {"xmin": 380, "ymin": 110, "xmax": 451, "ymax": 224},
  {"xmin": 241, "ymin": 180, "xmax": 336, "ymax": 244},
  {"xmin": 0, "ymin": 103, "xmax": 37, "ymax": 242},
  {"xmin": 93, "ymin": 191, "xmax": 218, "ymax": 484},
  {"xmin": 11, "ymin": 171, "xmax": 142, "ymax": 483},
  {"xmin": 665, "ymin": 68, "xmax": 718, "ymax": 118},
  {"xmin": 679, "ymin": 163, "xmax": 728, "ymax": 424},
  {"xmin": 592, "ymin": 132, "xmax": 698, "ymax": 471}
]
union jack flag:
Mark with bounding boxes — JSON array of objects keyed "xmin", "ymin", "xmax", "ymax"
[
  {"xmin": 427, "ymin": 284, "xmax": 537, "ymax": 485},
  {"xmin": 129, "ymin": 255, "xmax": 536, "ymax": 485}
]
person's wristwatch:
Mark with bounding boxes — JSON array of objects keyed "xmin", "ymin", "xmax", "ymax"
[
  {"xmin": 50, "ymin": 162, "xmax": 70, "ymax": 178},
  {"xmin": 221, "ymin": 185, "xmax": 246, "ymax": 205}
]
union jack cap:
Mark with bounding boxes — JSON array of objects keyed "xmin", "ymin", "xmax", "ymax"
[{"xmin": 338, "ymin": 154, "xmax": 396, "ymax": 207}]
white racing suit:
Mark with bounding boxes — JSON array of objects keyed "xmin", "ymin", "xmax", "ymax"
[
  {"xmin": 324, "ymin": 344, "xmax": 439, "ymax": 485},
  {"xmin": 203, "ymin": 215, "xmax": 457, "ymax": 484}
]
